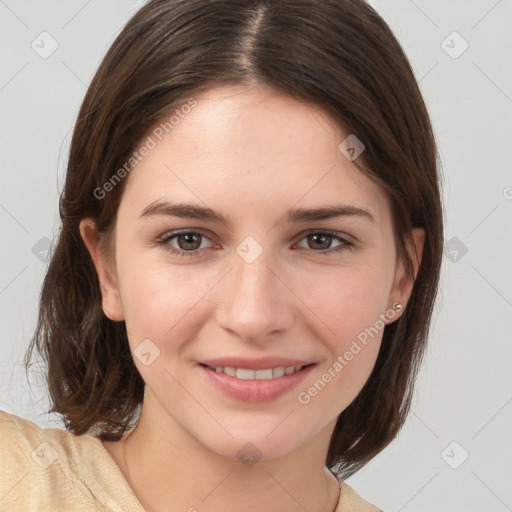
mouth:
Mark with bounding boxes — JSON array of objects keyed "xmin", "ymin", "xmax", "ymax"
[
  {"xmin": 197, "ymin": 361, "xmax": 317, "ymax": 403},
  {"xmin": 199, "ymin": 363, "xmax": 314, "ymax": 380}
]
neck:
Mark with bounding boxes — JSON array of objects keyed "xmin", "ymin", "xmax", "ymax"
[{"xmin": 106, "ymin": 393, "xmax": 341, "ymax": 512}]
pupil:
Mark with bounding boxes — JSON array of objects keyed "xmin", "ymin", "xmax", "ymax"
[
  {"xmin": 310, "ymin": 233, "xmax": 330, "ymax": 250},
  {"xmin": 180, "ymin": 233, "xmax": 199, "ymax": 250}
]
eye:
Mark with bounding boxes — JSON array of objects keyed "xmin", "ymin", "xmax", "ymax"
[
  {"xmin": 295, "ymin": 230, "xmax": 354, "ymax": 256},
  {"xmin": 157, "ymin": 229, "xmax": 215, "ymax": 257}
]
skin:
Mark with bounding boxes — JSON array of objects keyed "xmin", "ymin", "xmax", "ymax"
[{"xmin": 80, "ymin": 83, "xmax": 424, "ymax": 512}]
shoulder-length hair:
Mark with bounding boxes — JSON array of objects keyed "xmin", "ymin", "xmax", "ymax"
[{"xmin": 25, "ymin": 0, "xmax": 443, "ymax": 478}]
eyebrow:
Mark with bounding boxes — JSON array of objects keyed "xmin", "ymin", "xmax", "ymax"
[{"xmin": 139, "ymin": 200, "xmax": 375, "ymax": 225}]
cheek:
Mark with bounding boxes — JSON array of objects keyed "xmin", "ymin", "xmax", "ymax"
[
  {"xmin": 295, "ymin": 259, "xmax": 392, "ymax": 340},
  {"xmin": 114, "ymin": 234, "xmax": 226, "ymax": 356},
  {"xmin": 293, "ymin": 260, "xmax": 391, "ymax": 393},
  {"xmin": 117, "ymin": 263, "xmax": 212, "ymax": 342}
]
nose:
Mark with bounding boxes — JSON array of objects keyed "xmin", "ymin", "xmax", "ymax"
[{"xmin": 215, "ymin": 243, "xmax": 295, "ymax": 343}]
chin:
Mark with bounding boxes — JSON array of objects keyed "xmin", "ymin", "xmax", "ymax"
[{"xmin": 198, "ymin": 421, "xmax": 316, "ymax": 465}]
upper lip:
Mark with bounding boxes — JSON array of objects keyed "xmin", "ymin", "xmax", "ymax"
[{"xmin": 199, "ymin": 357, "xmax": 315, "ymax": 370}]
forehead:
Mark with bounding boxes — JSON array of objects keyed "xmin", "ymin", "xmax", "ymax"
[{"xmin": 118, "ymin": 84, "xmax": 390, "ymax": 224}]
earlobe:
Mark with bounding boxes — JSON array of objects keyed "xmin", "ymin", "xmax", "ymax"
[
  {"xmin": 79, "ymin": 218, "xmax": 125, "ymax": 322},
  {"xmin": 390, "ymin": 228, "xmax": 425, "ymax": 313}
]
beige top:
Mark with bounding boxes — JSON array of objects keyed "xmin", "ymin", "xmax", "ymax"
[{"xmin": 0, "ymin": 409, "xmax": 381, "ymax": 511}]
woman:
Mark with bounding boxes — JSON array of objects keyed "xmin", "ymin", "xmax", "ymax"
[{"xmin": 0, "ymin": 0, "xmax": 443, "ymax": 510}]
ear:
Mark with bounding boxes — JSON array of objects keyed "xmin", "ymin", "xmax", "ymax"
[
  {"xmin": 389, "ymin": 228, "xmax": 425, "ymax": 314},
  {"xmin": 79, "ymin": 218, "xmax": 125, "ymax": 321}
]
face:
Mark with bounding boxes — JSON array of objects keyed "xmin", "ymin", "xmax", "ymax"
[{"xmin": 82, "ymin": 84, "xmax": 421, "ymax": 462}]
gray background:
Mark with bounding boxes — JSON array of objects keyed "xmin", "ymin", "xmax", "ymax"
[{"xmin": 1, "ymin": 1, "xmax": 511, "ymax": 511}]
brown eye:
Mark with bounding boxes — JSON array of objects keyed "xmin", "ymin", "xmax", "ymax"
[
  {"xmin": 306, "ymin": 233, "xmax": 333, "ymax": 250},
  {"xmin": 174, "ymin": 232, "xmax": 202, "ymax": 251},
  {"xmin": 158, "ymin": 230, "xmax": 213, "ymax": 257},
  {"xmin": 296, "ymin": 230, "xmax": 354, "ymax": 256}
]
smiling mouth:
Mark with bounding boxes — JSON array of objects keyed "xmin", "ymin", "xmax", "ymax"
[
  {"xmin": 198, "ymin": 362, "xmax": 317, "ymax": 403},
  {"xmin": 199, "ymin": 363, "xmax": 315, "ymax": 380}
]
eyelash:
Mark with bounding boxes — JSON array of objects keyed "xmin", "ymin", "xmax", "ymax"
[{"xmin": 156, "ymin": 229, "xmax": 354, "ymax": 258}]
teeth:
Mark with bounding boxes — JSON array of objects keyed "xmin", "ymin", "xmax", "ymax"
[
  {"xmin": 224, "ymin": 367, "xmax": 236, "ymax": 377},
  {"xmin": 207, "ymin": 365, "xmax": 305, "ymax": 379},
  {"xmin": 273, "ymin": 366, "xmax": 285, "ymax": 378},
  {"xmin": 236, "ymin": 368, "xmax": 256, "ymax": 379}
]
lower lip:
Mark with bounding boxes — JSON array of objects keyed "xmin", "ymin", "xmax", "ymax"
[{"xmin": 198, "ymin": 364, "xmax": 316, "ymax": 403}]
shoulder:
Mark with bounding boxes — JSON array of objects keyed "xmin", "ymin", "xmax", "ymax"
[
  {"xmin": 336, "ymin": 479, "xmax": 383, "ymax": 512},
  {"xmin": 0, "ymin": 408, "xmax": 84, "ymax": 468},
  {"xmin": 0, "ymin": 408, "xmax": 72, "ymax": 477},
  {"xmin": 0, "ymin": 409, "xmax": 103, "ymax": 510},
  {"xmin": 0, "ymin": 409, "xmax": 145, "ymax": 512}
]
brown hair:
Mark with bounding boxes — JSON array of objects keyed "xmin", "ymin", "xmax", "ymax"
[{"xmin": 24, "ymin": 0, "xmax": 443, "ymax": 478}]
